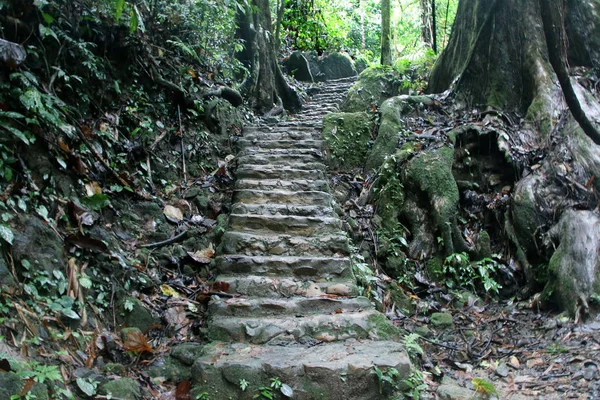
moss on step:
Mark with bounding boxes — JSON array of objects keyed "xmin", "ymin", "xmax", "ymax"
[{"xmin": 322, "ymin": 112, "xmax": 372, "ymax": 170}]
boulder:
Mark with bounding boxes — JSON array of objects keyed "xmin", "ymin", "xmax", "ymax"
[
  {"xmin": 286, "ymin": 51, "xmax": 314, "ymax": 82},
  {"xmin": 303, "ymin": 52, "xmax": 357, "ymax": 82},
  {"xmin": 343, "ymin": 66, "xmax": 407, "ymax": 113}
]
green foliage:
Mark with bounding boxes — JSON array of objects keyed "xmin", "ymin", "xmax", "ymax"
[
  {"xmin": 443, "ymin": 253, "xmax": 503, "ymax": 297},
  {"xmin": 372, "ymin": 366, "xmax": 400, "ymax": 395},
  {"xmin": 403, "ymin": 333, "xmax": 424, "ymax": 359},
  {"xmin": 401, "ymin": 370, "xmax": 427, "ymax": 400},
  {"xmin": 471, "ymin": 378, "xmax": 498, "ymax": 397}
]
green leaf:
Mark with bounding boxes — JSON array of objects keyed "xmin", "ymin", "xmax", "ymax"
[
  {"xmin": 115, "ymin": 0, "xmax": 126, "ymax": 22},
  {"xmin": 61, "ymin": 308, "xmax": 80, "ymax": 320},
  {"xmin": 82, "ymin": 193, "xmax": 110, "ymax": 211},
  {"xmin": 39, "ymin": 24, "xmax": 59, "ymax": 43},
  {"xmin": 0, "ymin": 111, "xmax": 25, "ymax": 119},
  {"xmin": 0, "ymin": 124, "xmax": 30, "ymax": 145},
  {"xmin": 79, "ymin": 274, "xmax": 92, "ymax": 289},
  {"xmin": 0, "ymin": 225, "xmax": 14, "ymax": 245},
  {"xmin": 76, "ymin": 377, "xmax": 97, "ymax": 396}
]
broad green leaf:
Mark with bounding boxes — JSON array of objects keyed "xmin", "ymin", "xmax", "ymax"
[
  {"xmin": 0, "ymin": 111, "xmax": 25, "ymax": 119},
  {"xmin": 61, "ymin": 308, "xmax": 80, "ymax": 320},
  {"xmin": 0, "ymin": 124, "xmax": 30, "ymax": 145},
  {"xmin": 76, "ymin": 378, "xmax": 96, "ymax": 396},
  {"xmin": 0, "ymin": 225, "xmax": 14, "ymax": 245},
  {"xmin": 115, "ymin": 0, "xmax": 126, "ymax": 22},
  {"xmin": 79, "ymin": 274, "xmax": 92, "ymax": 289}
]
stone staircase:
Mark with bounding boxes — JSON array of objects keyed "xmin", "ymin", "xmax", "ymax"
[{"xmin": 192, "ymin": 78, "xmax": 411, "ymax": 400}]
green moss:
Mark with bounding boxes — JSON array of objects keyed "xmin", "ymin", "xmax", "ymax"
[
  {"xmin": 98, "ymin": 378, "xmax": 141, "ymax": 400},
  {"xmin": 343, "ymin": 66, "xmax": 406, "ymax": 113},
  {"xmin": 368, "ymin": 313, "xmax": 399, "ymax": 340},
  {"xmin": 405, "ymin": 147, "xmax": 459, "ymax": 244},
  {"xmin": 366, "ymin": 96, "xmax": 433, "ymax": 171},
  {"xmin": 322, "ymin": 112, "xmax": 372, "ymax": 170},
  {"xmin": 425, "ymin": 256, "xmax": 444, "ymax": 281},
  {"xmin": 430, "ymin": 312, "xmax": 454, "ymax": 328}
]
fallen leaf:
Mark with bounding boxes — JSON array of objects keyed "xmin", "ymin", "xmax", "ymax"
[
  {"xmin": 175, "ymin": 380, "xmax": 192, "ymax": 400},
  {"xmin": 161, "ymin": 284, "xmax": 181, "ymax": 298},
  {"xmin": 509, "ymin": 355, "xmax": 520, "ymax": 369},
  {"xmin": 84, "ymin": 182, "xmax": 102, "ymax": 196},
  {"xmin": 211, "ymin": 281, "xmax": 230, "ymax": 292},
  {"xmin": 188, "ymin": 247, "xmax": 215, "ymax": 264},
  {"xmin": 123, "ymin": 329, "xmax": 154, "ymax": 354},
  {"xmin": 164, "ymin": 306, "xmax": 188, "ymax": 327},
  {"xmin": 164, "ymin": 205, "xmax": 184, "ymax": 223},
  {"xmin": 66, "ymin": 235, "xmax": 109, "ymax": 253}
]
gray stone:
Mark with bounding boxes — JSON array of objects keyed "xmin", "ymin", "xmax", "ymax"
[
  {"xmin": 12, "ymin": 215, "xmax": 64, "ymax": 277},
  {"xmin": 437, "ymin": 377, "xmax": 479, "ymax": 400},
  {"xmin": 98, "ymin": 378, "xmax": 141, "ymax": 400},
  {"xmin": 116, "ymin": 297, "xmax": 158, "ymax": 332},
  {"xmin": 287, "ymin": 51, "xmax": 314, "ymax": 82},
  {"xmin": 0, "ymin": 253, "xmax": 15, "ymax": 288},
  {"xmin": 0, "ymin": 372, "xmax": 49, "ymax": 400}
]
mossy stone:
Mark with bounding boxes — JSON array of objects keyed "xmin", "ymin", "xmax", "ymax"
[
  {"xmin": 322, "ymin": 112, "xmax": 372, "ymax": 170},
  {"xmin": 475, "ymin": 230, "xmax": 492, "ymax": 260},
  {"xmin": 414, "ymin": 326, "xmax": 432, "ymax": 338},
  {"xmin": 117, "ymin": 297, "xmax": 158, "ymax": 332},
  {"xmin": 367, "ymin": 313, "xmax": 399, "ymax": 340},
  {"xmin": 384, "ymin": 254, "xmax": 407, "ymax": 279},
  {"xmin": 343, "ymin": 66, "xmax": 406, "ymax": 113},
  {"xmin": 104, "ymin": 362, "xmax": 127, "ymax": 375},
  {"xmin": 430, "ymin": 313, "xmax": 454, "ymax": 328},
  {"xmin": 171, "ymin": 343, "xmax": 205, "ymax": 366},
  {"xmin": 98, "ymin": 378, "xmax": 141, "ymax": 400},
  {"xmin": 388, "ymin": 281, "xmax": 413, "ymax": 314},
  {"xmin": 0, "ymin": 372, "xmax": 49, "ymax": 400}
]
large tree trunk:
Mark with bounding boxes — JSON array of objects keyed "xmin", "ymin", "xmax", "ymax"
[
  {"xmin": 237, "ymin": 0, "xmax": 301, "ymax": 114},
  {"xmin": 380, "ymin": 0, "xmax": 392, "ymax": 65},
  {"xmin": 419, "ymin": 0, "xmax": 434, "ymax": 49},
  {"xmin": 427, "ymin": 0, "xmax": 600, "ymax": 316}
]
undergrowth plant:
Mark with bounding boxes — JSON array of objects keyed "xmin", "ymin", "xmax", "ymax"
[{"xmin": 443, "ymin": 253, "xmax": 502, "ymax": 297}]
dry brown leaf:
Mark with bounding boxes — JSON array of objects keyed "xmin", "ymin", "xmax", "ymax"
[
  {"xmin": 84, "ymin": 182, "xmax": 102, "ymax": 196},
  {"xmin": 123, "ymin": 329, "xmax": 154, "ymax": 354},
  {"xmin": 188, "ymin": 247, "xmax": 215, "ymax": 264},
  {"xmin": 176, "ymin": 380, "xmax": 192, "ymax": 400}
]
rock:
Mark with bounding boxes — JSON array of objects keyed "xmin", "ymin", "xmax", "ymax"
[
  {"xmin": 98, "ymin": 378, "xmax": 141, "ymax": 400},
  {"xmin": 542, "ymin": 210, "xmax": 600, "ymax": 316},
  {"xmin": 0, "ymin": 372, "xmax": 49, "ymax": 400},
  {"xmin": 384, "ymin": 254, "xmax": 407, "ymax": 279},
  {"xmin": 437, "ymin": 377, "xmax": 479, "ymax": 400},
  {"xmin": 322, "ymin": 112, "xmax": 372, "ymax": 170},
  {"xmin": 286, "ymin": 51, "xmax": 314, "ymax": 82},
  {"xmin": 343, "ymin": 66, "xmax": 406, "ymax": 113},
  {"xmin": 304, "ymin": 52, "xmax": 357, "ymax": 82},
  {"xmin": 116, "ymin": 297, "xmax": 158, "ymax": 332},
  {"xmin": 474, "ymin": 230, "xmax": 492, "ymax": 260},
  {"xmin": 354, "ymin": 55, "xmax": 370, "ymax": 74},
  {"xmin": 430, "ymin": 313, "xmax": 454, "ymax": 328},
  {"xmin": 414, "ymin": 326, "xmax": 432, "ymax": 338},
  {"xmin": 0, "ymin": 253, "xmax": 15, "ymax": 289},
  {"xmin": 388, "ymin": 281, "xmax": 413, "ymax": 313},
  {"xmin": 171, "ymin": 343, "xmax": 205, "ymax": 365},
  {"xmin": 453, "ymin": 291, "xmax": 483, "ymax": 308},
  {"xmin": 0, "ymin": 38, "xmax": 26, "ymax": 67},
  {"xmin": 11, "ymin": 215, "xmax": 64, "ymax": 278}
]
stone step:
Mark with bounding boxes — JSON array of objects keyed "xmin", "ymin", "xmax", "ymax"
[
  {"xmin": 219, "ymin": 231, "xmax": 350, "ymax": 257},
  {"xmin": 232, "ymin": 203, "xmax": 334, "ymax": 217},
  {"xmin": 213, "ymin": 275, "xmax": 359, "ymax": 299},
  {"xmin": 233, "ymin": 189, "xmax": 332, "ymax": 206},
  {"xmin": 235, "ymin": 165, "xmax": 325, "ymax": 180},
  {"xmin": 235, "ymin": 138, "xmax": 322, "ymax": 150},
  {"xmin": 215, "ymin": 255, "xmax": 352, "ymax": 279},
  {"xmin": 238, "ymin": 160, "xmax": 327, "ymax": 171},
  {"xmin": 228, "ymin": 214, "xmax": 342, "ymax": 235},
  {"xmin": 244, "ymin": 125, "xmax": 318, "ymax": 133},
  {"xmin": 238, "ymin": 147, "xmax": 323, "ymax": 157},
  {"xmin": 235, "ymin": 178, "xmax": 329, "ymax": 192},
  {"xmin": 207, "ymin": 309, "xmax": 395, "ymax": 344},
  {"xmin": 209, "ymin": 296, "xmax": 372, "ymax": 318},
  {"xmin": 237, "ymin": 153, "xmax": 325, "ymax": 167},
  {"xmin": 192, "ymin": 341, "xmax": 411, "ymax": 400},
  {"xmin": 241, "ymin": 130, "xmax": 317, "ymax": 141}
]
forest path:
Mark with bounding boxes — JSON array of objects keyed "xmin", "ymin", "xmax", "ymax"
[{"xmin": 191, "ymin": 78, "xmax": 411, "ymax": 399}]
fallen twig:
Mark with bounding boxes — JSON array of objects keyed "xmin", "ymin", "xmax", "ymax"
[
  {"xmin": 139, "ymin": 229, "xmax": 189, "ymax": 249},
  {"xmin": 178, "ymin": 104, "xmax": 187, "ymax": 183}
]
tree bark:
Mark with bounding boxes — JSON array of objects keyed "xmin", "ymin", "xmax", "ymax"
[
  {"xmin": 236, "ymin": 0, "xmax": 301, "ymax": 114},
  {"xmin": 539, "ymin": 0, "xmax": 600, "ymax": 145},
  {"xmin": 380, "ymin": 0, "xmax": 392, "ymax": 65},
  {"xmin": 419, "ymin": 0, "xmax": 434, "ymax": 49}
]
